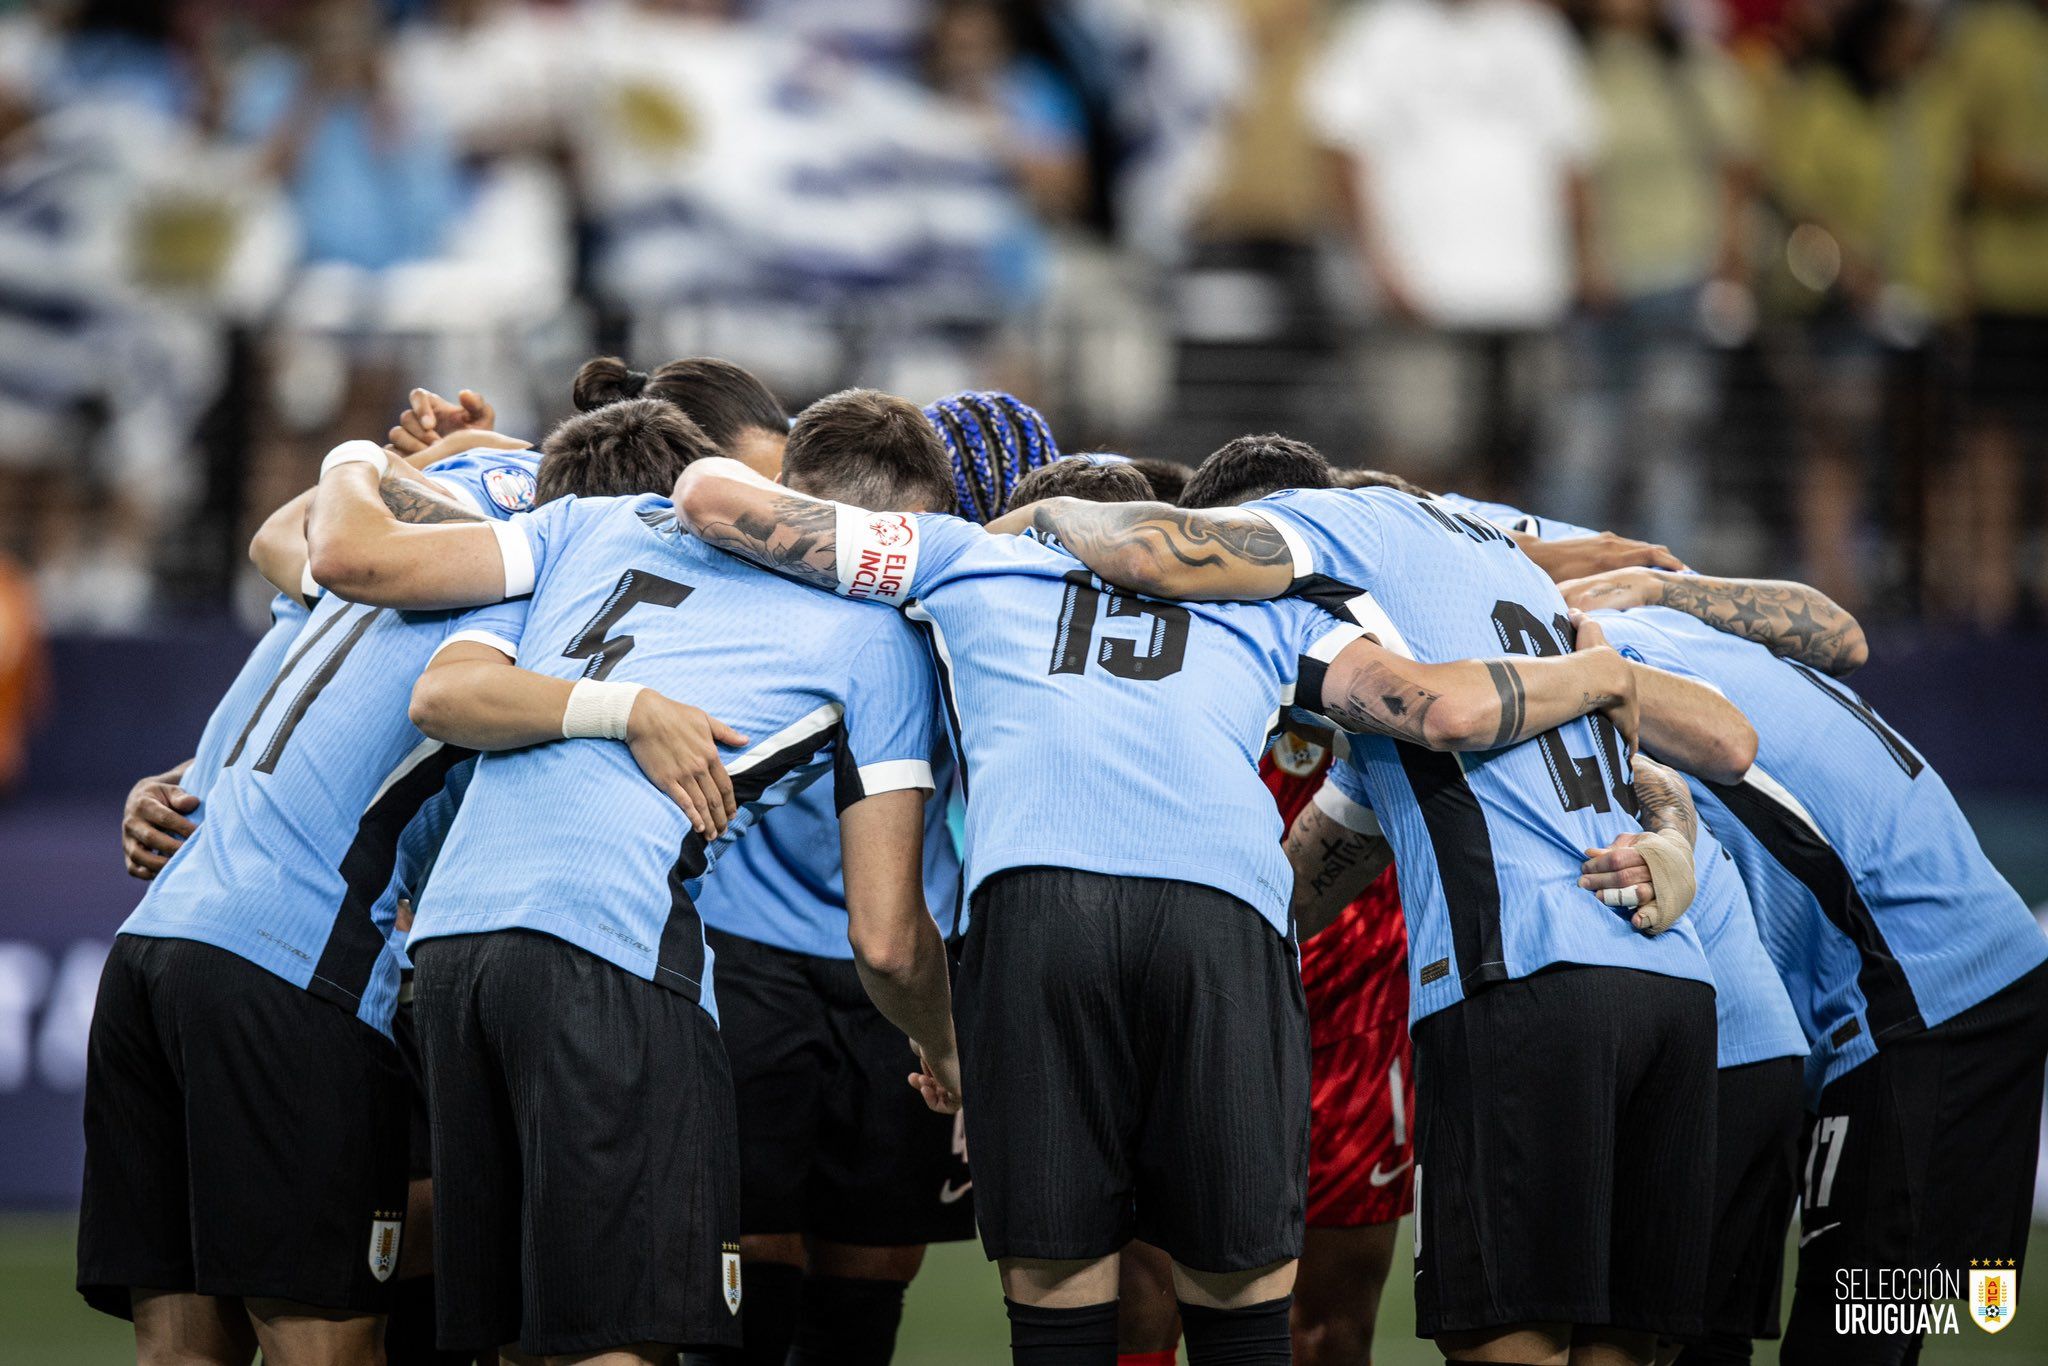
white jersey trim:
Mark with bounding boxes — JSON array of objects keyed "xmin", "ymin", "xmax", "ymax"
[
  {"xmin": 1306, "ymin": 621, "xmax": 1365, "ymax": 662},
  {"xmin": 425, "ymin": 475, "xmax": 486, "ymax": 518},
  {"xmin": 1243, "ymin": 507, "xmax": 1314, "ymax": 579},
  {"xmin": 853, "ymin": 758, "xmax": 936, "ymax": 798},
  {"xmin": 834, "ymin": 504, "xmax": 921, "ymax": 606},
  {"xmin": 435, "ymin": 629, "xmax": 519, "ymax": 662},
  {"xmin": 493, "ymin": 518, "xmax": 536, "ymax": 598},
  {"xmin": 1312, "ymin": 778, "xmax": 1382, "ymax": 836}
]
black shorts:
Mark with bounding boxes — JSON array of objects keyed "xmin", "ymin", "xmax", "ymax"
[
  {"xmin": 390, "ymin": 983, "xmax": 435, "ymax": 1182},
  {"xmin": 1782, "ymin": 961, "xmax": 2048, "ymax": 1366},
  {"xmin": 707, "ymin": 928, "xmax": 974, "ymax": 1246},
  {"xmin": 413, "ymin": 931, "xmax": 742, "ymax": 1357},
  {"xmin": 1700, "ymin": 1057, "xmax": 1804, "ymax": 1345},
  {"xmin": 954, "ymin": 867, "xmax": 1309, "ymax": 1272},
  {"xmin": 77, "ymin": 934, "xmax": 410, "ymax": 1318},
  {"xmin": 1411, "ymin": 965, "xmax": 1718, "ymax": 1340}
]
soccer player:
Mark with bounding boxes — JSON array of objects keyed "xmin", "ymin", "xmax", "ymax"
[
  {"xmin": 75, "ymin": 418, "xmax": 563, "ymax": 1364},
  {"xmin": 670, "ymin": 410, "xmax": 1664, "ymax": 1366},
  {"xmin": 1567, "ymin": 588, "xmax": 2048, "ymax": 1366},
  {"xmin": 1003, "ymin": 455, "xmax": 1157, "ymax": 509},
  {"xmin": 1019, "ymin": 439, "xmax": 1749, "ymax": 1366},
  {"xmin": 300, "ymin": 389, "xmax": 960, "ymax": 1364},
  {"xmin": 923, "ymin": 388, "xmax": 1061, "ymax": 520}
]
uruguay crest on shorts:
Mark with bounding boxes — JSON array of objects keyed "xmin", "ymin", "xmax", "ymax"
[
  {"xmin": 367, "ymin": 1212, "xmax": 403, "ymax": 1283},
  {"xmin": 722, "ymin": 1245, "xmax": 743, "ymax": 1315},
  {"xmin": 1971, "ymin": 1265, "xmax": 2017, "ymax": 1334}
]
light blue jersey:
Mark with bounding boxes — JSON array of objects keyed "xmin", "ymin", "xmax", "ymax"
[
  {"xmin": 121, "ymin": 453, "xmax": 541, "ymax": 1034},
  {"xmin": 695, "ymin": 743, "xmax": 963, "ymax": 959},
  {"xmin": 408, "ymin": 495, "xmax": 940, "ymax": 1021},
  {"xmin": 183, "ymin": 593, "xmax": 313, "ymax": 804},
  {"xmin": 1435, "ymin": 492, "xmax": 1599, "ymax": 542},
  {"xmin": 1591, "ymin": 606, "xmax": 2048, "ymax": 1094},
  {"xmin": 1247, "ymin": 486, "xmax": 1713, "ymax": 1022},
  {"xmin": 825, "ymin": 508, "xmax": 1360, "ymax": 934}
]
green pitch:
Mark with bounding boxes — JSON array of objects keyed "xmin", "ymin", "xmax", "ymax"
[{"xmin": 4, "ymin": 1216, "xmax": 2040, "ymax": 1363}]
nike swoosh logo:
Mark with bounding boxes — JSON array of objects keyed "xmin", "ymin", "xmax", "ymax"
[
  {"xmin": 1799, "ymin": 1222, "xmax": 1841, "ymax": 1248},
  {"xmin": 939, "ymin": 1179, "xmax": 972, "ymax": 1205},
  {"xmin": 1368, "ymin": 1158, "xmax": 1414, "ymax": 1188}
]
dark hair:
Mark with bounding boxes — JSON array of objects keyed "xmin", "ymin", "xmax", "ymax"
[
  {"xmin": 571, "ymin": 355, "xmax": 787, "ymax": 456},
  {"xmin": 1180, "ymin": 434, "xmax": 1331, "ymax": 508},
  {"xmin": 1004, "ymin": 457, "xmax": 1154, "ymax": 511},
  {"xmin": 1335, "ymin": 467, "xmax": 1433, "ymax": 497},
  {"xmin": 923, "ymin": 390, "xmax": 1060, "ymax": 522},
  {"xmin": 536, "ymin": 398, "xmax": 720, "ymax": 503},
  {"xmin": 1124, "ymin": 457, "xmax": 1193, "ymax": 506},
  {"xmin": 785, "ymin": 389, "xmax": 957, "ymax": 512}
]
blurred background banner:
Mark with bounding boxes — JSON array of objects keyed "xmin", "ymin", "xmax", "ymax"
[{"xmin": 0, "ymin": 0, "xmax": 2045, "ymax": 1272}]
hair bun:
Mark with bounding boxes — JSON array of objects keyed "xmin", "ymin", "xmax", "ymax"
[{"xmin": 570, "ymin": 356, "xmax": 652, "ymax": 412}]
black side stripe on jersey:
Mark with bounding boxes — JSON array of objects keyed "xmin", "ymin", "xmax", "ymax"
[
  {"xmin": 1703, "ymin": 772, "xmax": 1926, "ymax": 1043},
  {"xmin": 221, "ymin": 604, "xmax": 353, "ymax": 767},
  {"xmin": 254, "ymin": 608, "xmax": 387, "ymax": 774},
  {"xmin": 1787, "ymin": 662, "xmax": 1924, "ymax": 779},
  {"xmin": 905, "ymin": 599, "xmax": 968, "ymax": 799},
  {"xmin": 306, "ymin": 741, "xmax": 472, "ymax": 1014},
  {"xmin": 657, "ymin": 722, "xmax": 843, "ymax": 1000},
  {"xmin": 1398, "ymin": 744, "xmax": 1510, "ymax": 992}
]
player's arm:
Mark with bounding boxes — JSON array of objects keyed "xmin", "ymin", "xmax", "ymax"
[
  {"xmin": 1020, "ymin": 497, "xmax": 1297, "ymax": 601},
  {"xmin": 1560, "ymin": 566, "xmax": 1868, "ymax": 675},
  {"xmin": 670, "ymin": 457, "xmax": 843, "ymax": 591},
  {"xmin": 1315, "ymin": 634, "xmax": 1639, "ymax": 755},
  {"xmin": 840, "ymin": 788, "xmax": 960, "ymax": 1114},
  {"xmin": 306, "ymin": 441, "xmax": 533, "ymax": 609},
  {"xmin": 409, "ymin": 641, "xmax": 748, "ymax": 836},
  {"xmin": 1572, "ymin": 613, "xmax": 1757, "ymax": 782},
  {"xmin": 1283, "ymin": 787, "xmax": 1394, "ymax": 941},
  {"xmin": 1509, "ymin": 529, "xmax": 1686, "ymax": 582},
  {"xmin": 121, "ymin": 759, "xmax": 199, "ymax": 880},
  {"xmin": 1579, "ymin": 756, "xmax": 1701, "ymax": 936}
]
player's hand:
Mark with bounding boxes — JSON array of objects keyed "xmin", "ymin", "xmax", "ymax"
[
  {"xmin": 397, "ymin": 427, "xmax": 531, "ymax": 467},
  {"xmin": 1532, "ymin": 534, "xmax": 1687, "ymax": 585},
  {"xmin": 1579, "ymin": 832, "xmax": 1689, "ymax": 935},
  {"xmin": 625, "ymin": 691, "xmax": 748, "ymax": 838},
  {"xmin": 1558, "ymin": 566, "xmax": 1671, "ymax": 614},
  {"xmin": 123, "ymin": 774, "xmax": 199, "ymax": 880},
  {"xmin": 1570, "ymin": 613, "xmax": 1639, "ymax": 757},
  {"xmin": 909, "ymin": 1042, "xmax": 962, "ymax": 1114},
  {"xmin": 389, "ymin": 388, "xmax": 496, "ymax": 457}
]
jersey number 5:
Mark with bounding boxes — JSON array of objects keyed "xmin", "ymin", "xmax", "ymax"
[{"xmin": 563, "ymin": 570, "xmax": 694, "ymax": 680}]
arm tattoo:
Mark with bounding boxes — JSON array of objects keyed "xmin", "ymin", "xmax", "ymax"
[
  {"xmin": 1483, "ymin": 661, "xmax": 1526, "ymax": 749},
  {"xmin": 1632, "ymin": 759, "xmax": 1699, "ymax": 846},
  {"xmin": 1652, "ymin": 575, "xmax": 1861, "ymax": 674},
  {"xmin": 1308, "ymin": 833, "xmax": 1375, "ymax": 900},
  {"xmin": 1321, "ymin": 656, "xmax": 1443, "ymax": 743},
  {"xmin": 694, "ymin": 493, "xmax": 840, "ymax": 591},
  {"xmin": 380, "ymin": 476, "xmax": 485, "ymax": 525},
  {"xmin": 1033, "ymin": 501, "xmax": 1290, "ymax": 575}
]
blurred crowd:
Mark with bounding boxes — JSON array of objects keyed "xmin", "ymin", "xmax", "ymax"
[{"xmin": 0, "ymin": 0, "xmax": 2044, "ymax": 635}]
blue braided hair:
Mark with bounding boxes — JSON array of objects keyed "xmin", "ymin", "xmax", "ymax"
[{"xmin": 922, "ymin": 390, "xmax": 1060, "ymax": 524}]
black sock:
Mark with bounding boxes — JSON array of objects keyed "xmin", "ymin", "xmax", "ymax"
[
  {"xmin": 787, "ymin": 1275, "xmax": 909, "ymax": 1365},
  {"xmin": 738, "ymin": 1260, "xmax": 805, "ymax": 1366},
  {"xmin": 1178, "ymin": 1296, "xmax": 1293, "ymax": 1366},
  {"xmin": 1005, "ymin": 1297, "xmax": 1120, "ymax": 1366}
]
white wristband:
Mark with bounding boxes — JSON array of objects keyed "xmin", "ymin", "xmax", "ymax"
[
  {"xmin": 321, "ymin": 440, "xmax": 390, "ymax": 478},
  {"xmin": 299, "ymin": 560, "xmax": 322, "ymax": 601},
  {"xmin": 562, "ymin": 679, "xmax": 644, "ymax": 740}
]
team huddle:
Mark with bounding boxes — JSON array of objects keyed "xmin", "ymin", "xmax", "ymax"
[{"xmin": 85, "ymin": 355, "xmax": 2048, "ymax": 1366}]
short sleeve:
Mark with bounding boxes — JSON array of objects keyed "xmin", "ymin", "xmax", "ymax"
[
  {"xmin": 435, "ymin": 594, "xmax": 533, "ymax": 663},
  {"xmin": 1317, "ymin": 759, "xmax": 1382, "ymax": 834},
  {"xmin": 492, "ymin": 493, "xmax": 584, "ymax": 600},
  {"xmin": 1243, "ymin": 488, "xmax": 1384, "ymax": 586},
  {"xmin": 424, "ymin": 451, "xmax": 542, "ymax": 521},
  {"xmin": 832, "ymin": 507, "xmax": 980, "ymax": 606},
  {"xmin": 833, "ymin": 614, "xmax": 940, "ymax": 808}
]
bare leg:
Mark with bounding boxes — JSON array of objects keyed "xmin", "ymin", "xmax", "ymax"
[
  {"xmin": 1292, "ymin": 1222, "xmax": 1400, "ymax": 1365},
  {"xmin": 1571, "ymin": 1325, "xmax": 1658, "ymax": 1366},
  {"xmin": 244, "ymin": 1297, "xmax": 386, "ymax": 1366},
  {"xmin": 1002, "ymin": 1255, "xmax": 1122, "ymax": 1308},
  {"xmin": 1115, "ymin": 1239, "xmax": 1181, "ymax": 1355},
  {"xmin": 1437, "ymin": 1322, "xmax": 1571, "ymax": 1364},
  {"xmin": 133, "ymin": 1289, "xmax": 258, "ymax": 1366}
]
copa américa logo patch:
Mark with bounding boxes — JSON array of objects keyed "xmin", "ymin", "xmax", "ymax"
[{"xmin": 484, "ymin": 465, "xmax": 537, "ymax": 514}]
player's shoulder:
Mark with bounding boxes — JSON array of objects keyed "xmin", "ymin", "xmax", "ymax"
[{"xmin": 425, "ymin": 448, "xmax": 544, "ymax": 518}]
